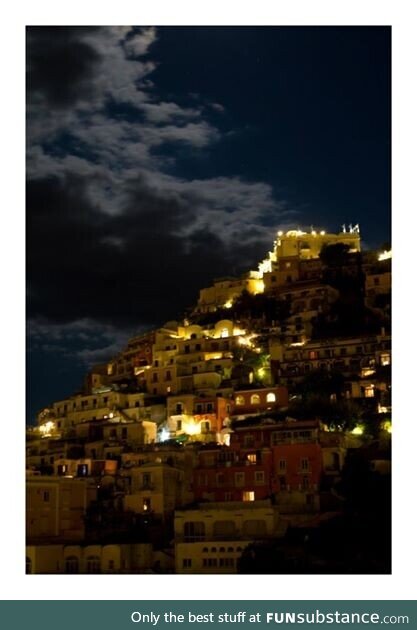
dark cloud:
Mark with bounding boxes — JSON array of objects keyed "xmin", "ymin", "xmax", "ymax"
[
  {"xmin": 27, "ymin": 174, "xmax": 267, "ymax": 330},
  {"xmin": 27, "ymin": 27, "xmax": 102, "ymax": 108}
]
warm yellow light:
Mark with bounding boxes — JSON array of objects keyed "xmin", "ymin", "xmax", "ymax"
[
  {"xmin": 233, "ymin": 327, "xmax": 246, "ymax": 336},
  {"xmin": 381, "ymin": 420, "xmax": 392, "ymax": 434},
  {"xmin": 311, "ymin": 230, "xmax": 317, "ymax": 236},
  {"xmin": 277, "ymin": 231, "xmax": 283, "ymax": 237},
  {"xmin": 224, "ymin": 300, "xmax": 233, "ymax": 309},
  {"xmin": 378, "ymin": 250, "xmax": 392, "ymax": 261},
  {"xmin": 39, "ymin": 421, "xmax": 55, "ymax": 437},
  {"xmin": 320, "ymin": 230, "xmax": 326, "ymax": 235},
  {"xmin": 183, "ymin": 421, "xmax": 200, "ymax": 436},
  {"xmin": 351, "ymin": 425, "xmax": 364, "ymax": 436}
]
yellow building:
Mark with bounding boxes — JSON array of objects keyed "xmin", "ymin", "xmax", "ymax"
[
  {"xmin": 174, "ymin": 500, "xmax": 285, "ymax": 574},
  {"xmin": 273, "ymin": 227, "xmax": 360, "ymax": 260},
  {"xmin": 26, "ymin": 475, "xmax": 97, "ymax": 542},
  {"xmin": 122, "ymin": 461, "xmax": 192, "ymax": 518}
]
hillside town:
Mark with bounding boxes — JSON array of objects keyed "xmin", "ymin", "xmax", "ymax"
[{"xmin": 26, "ymin": 226, "xmax": 392, "ymax": 574}]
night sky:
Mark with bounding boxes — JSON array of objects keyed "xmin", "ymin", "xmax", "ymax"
[{"xmin": 26, "ymin": 26, "xmax": 391, "ymax": 423}]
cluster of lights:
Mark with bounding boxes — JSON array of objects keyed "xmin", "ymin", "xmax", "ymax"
[{"xmin": 39, "ymin": 421, "xmax": 55, "ymax": 437}]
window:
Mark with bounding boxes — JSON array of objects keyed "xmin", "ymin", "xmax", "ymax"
[
  {"xmin": 234, "ymin": 472, "xmax": 245, "ymax": 486},
  {"xmin": 177, "ymin": 420, "xmax": 182, "ymax": 430},
  {"xmin": 380, "ymin": 353, "xmax": 391, "ymax": 366},
  {"xmin": 302, "ymin": 476, "xmax": 310, "ymax": 490},
  {"xmin": 196, "ymin": 404, "xmax": 202, "ymax": 413},
  {"xmin": 65, "ymin": 556, "xmax": 79, "ymax": 574},
  {"xmin": 143, "ymin": 498, "xmax": 151, "ymax": 512},
  {"xmin": 279, "ymin": 476, "xmax": 287, "ymax": 490},
  {"xmin": 300, "ymin": 458, "xmax": 309, "ymax": 471},
  {"xmin": 254, "ymin": 471, "xmax": 265, "ymax": 484},
  {"xmin": 278, "ymin": 459, "xmax": 287, "ymax": 471},
  {"xmin": 244, "ymin": 435, "xmax": 255, "ymax": 447},
  {"xmin": 235, "ymin": 395, "xmax": 245, "ymax": 406},
  {"xmin": 207, "ymin": 403, "xmax": 213, "ymax": 412},
  {"xmin": 43, "ymin": 491, "xmax": 50, "ymax": 502},
  {"xmin": 365, "ymin": 385, "xmax": 375, "ymax": 398},
  {"xmin": 152, "ymin": 373, "xmax": 158, "ymax": 383},
  {"xmin": 266, "ymin": 392, "xmax": 276, "ymax": 403},
  {"xmin": 250, "ymin": 394, "xmax": 260, "ymax": 405},
  {"xmin": 224, "ymin": 492, "xmax": 232, "ymax": 501},
  {"xmin": 309, "ymin": 351, "xmax": 318, "ymax": 360},
  {"xmin": 242, "ymin": 490, "xmax": 255, "ymax": 502},
  {"xmin": 77, "ymin": 464, "xmax": 88, "ymax": 477},
  {"xmin": 175, "ymin": 403, "xmax": 183, "ymax": 414},
  {"xmin": 142, "ymin": 472, "xmax": 152, "ymax": 488},
  {"xmin": 86, "ymin": 556, "xmax": 100, "ymax": 574},
  {"xmin": 201, "ymin": 421, "xmax": 210, "ymax": 433},
  {"xmin": 220, "ymin": 328, "xmax": 229, "ymax": 338},
  {"xmin": 182, "ymin": 558, "xmax": 192, "ymax": 568},
  {"xmin": 247, "ymin": 453, "xmax": 257, "ymax": 464},
  {"xmin": 166, "ymin": 371, "xmax": 171, "ymax": 381},
  {"xmin": 184, "ymin": 521, "xmax": 205, "ymax": 541}
]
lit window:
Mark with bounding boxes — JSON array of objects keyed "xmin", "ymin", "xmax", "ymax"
[
  {"xmin": 235, "ymin": 395, "xmax": 245, "ymax": 406},
  {"xmin": 247, "ymin": 453, "xmax": 257, "ymax": 464},
  {"xmin": 380, "ymin": 353, "xmax": 391, "ymax": 366},
  {"xmin": 365, "ymin": 385, "xmax": 375, "ymax": 398},
  {"xmin": 266, "ymin": 392, "xmax": 276, "ymax": 403},
  {"xmin": 221, "ymin": 328, "xmax": 229, "ymax": 338},
  {"xmin": 242, "ymin": 491, "xmax": 255, "ymax": 501},
  {"xmin": 250, "ymin": 394, "xmax": 260, "ymax": 405}
]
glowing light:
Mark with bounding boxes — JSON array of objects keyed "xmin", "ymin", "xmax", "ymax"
[
  {"xmin": 290, "ymin": 341, "xmax": 306, "ymax": 347},
  {"xmin": 277, "ymin": 231, "xmax": 283, "ymax": 236},
  {"xmin": 286, "ymin": 230, "xmax": 307, "ymax": 237},
  {"xmin": 233, "ymin": 328, "xmax": 246, "ymax": 336},
  {"xmin": 320, "ymin": 230, "xmax": 326, "ymax": 235},
  {"xmin": 160, "ymin": 428, "xmax": 170, "ymax": 442},
  {"xmin": 39, "ymin": 421, "xmax": 55, "ymax": 437},
  {"xmin": 311, "ymin": 230, "xmax": 317, "ymax": 236},
  {"xmin": 361, "ymin": 368, "xmax": 376, "ymax": 377},
  {"xmin": 224, "ymin": 300, "xmax": 233, "ymax": 309},
  {"xmin": 381, "ymin": 420, "xmax": 392, "ymax": 434},
  {"xmin": 351, "ymin": 425, "xmax": 364, "ymax": 436},
  {"xmin": 183, "ymin": 421, "xmax": 200, "ymax": 436},
  {"xmin": 378, "ymin": 403, "xmax": 389, "ymax": 414},
  {"xmin": 378, "ymin": 250, "xmax": 392, "ymax": 261},
  {"xmin": 109, "ymin": 412, "xmax": 114, "ymax": 419}
]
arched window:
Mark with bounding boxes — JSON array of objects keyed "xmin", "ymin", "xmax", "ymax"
[
  {"xmin": 26, "ymin": 557, "xmax": 32, "ymax": 574},
  {"xmin": 250, "ymin": 394, "xmax": 260, "ymax": 405},
  {"xmin": 65, "ymin": 556, "xmax": 79, "ymax": 574},
  {"xmin": 266, "ymin": 392, "xmax": 276, "ymax": 403},
  {"xmin": 184, "ymin": 521, "xmax": 205, "ymax": 541},
  {"xmin": 86, "ymin": 555, "xmax": 101, "ymax": 574},
  {"xmin": 235, "ymin": 395, "xmax": 245, "ymax": 406},
  {"xmin": 221, "ymin": 328, "xmax": 229, "ymax": 338}
]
